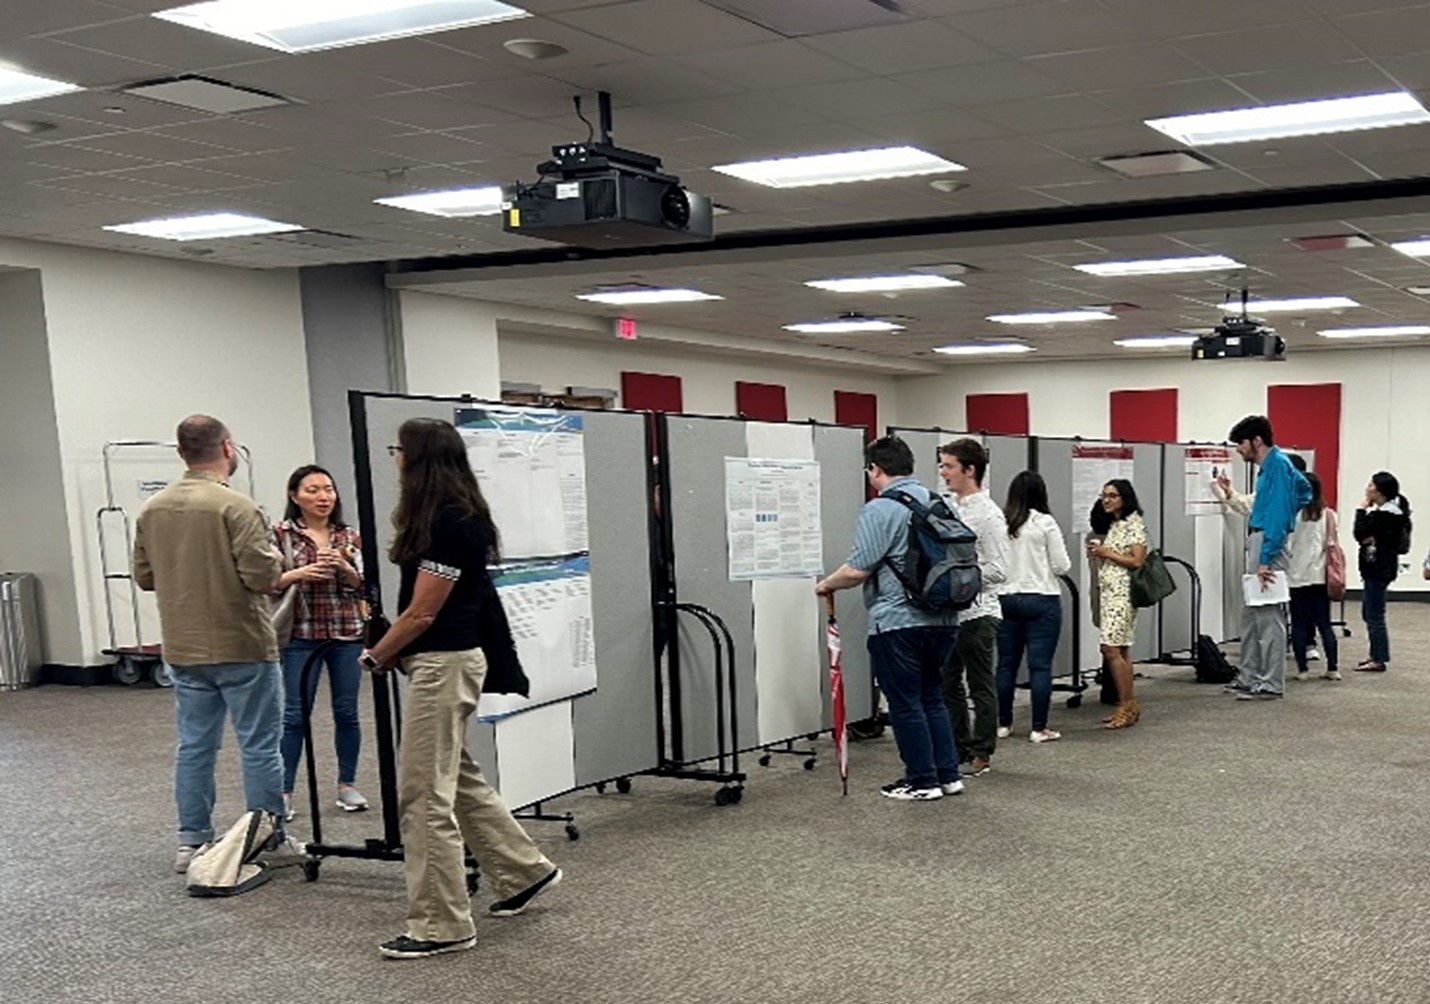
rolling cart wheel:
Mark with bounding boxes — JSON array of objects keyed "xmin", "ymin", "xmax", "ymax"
[
  {"xmin": 758, "ymin": 754, "xmax": 772, "ymax": 767},
  {"xmin": 729, "ymin": 785, "xmax": 744, "ymax": 804},
  {"xmin": 302, "ymin": 859, "xmax": 320, "ymax": 883},
  {"xmin": 150, "ymin": 663, "xmax": 173, "ymax": 688},
  {"xmin": 565, "ymin": 823, "xmax": 581, "ymax": 842},
  {"xmin": 802, "ymin": 758, "xmax": 816, "ymax": 771},
  {"xmin": 112, "ymin": 658, "xmax": 143, "ymax": 686},
  {"xmin": 615, "ymin": 777, "xmax": 632, "ymax": 794},
  {"xmin": 595, "ymin": 782, "xmax": 607, "ymax": 794},
  {"xmin": 1067, "ymin": 694, "xmax": 1082, "ymax": 709},
  {"xmin": 714, "ymin": 786, "xmax": 739, "ymax": 806}
]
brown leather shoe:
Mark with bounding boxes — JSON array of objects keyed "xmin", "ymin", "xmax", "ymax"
[{"xmin": 967, "ymin": 756, "xmax": 991, "ymax": 776}]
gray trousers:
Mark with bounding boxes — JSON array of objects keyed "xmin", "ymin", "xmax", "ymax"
[
  {"xmin": 944, "ymin": 614, "xmax": 999, "ymax": 760},
  {"xmin": 1240, "ymin": 531, "xmax": 1290, "ymax": 695}
]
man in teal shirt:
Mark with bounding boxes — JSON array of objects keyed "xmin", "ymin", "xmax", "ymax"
[{"xmin": 1229, "ymin": 415, "xmax": 1312, "ymax": 699}]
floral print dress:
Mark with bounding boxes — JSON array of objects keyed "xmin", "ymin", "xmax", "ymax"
[{"xmin": 1097, "ymin": 512, "xmax": 1148, "ymax": 647}]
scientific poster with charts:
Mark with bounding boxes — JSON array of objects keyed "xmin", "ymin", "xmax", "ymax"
[
  {"xmin": 455, "ymin": 407, "xmax": 596, "ymax": 720},
  {"xmin": 1072, "ymin": 445, "xmax": 1136, "ymax": 533},
  {"xmin": 1185, "ymin": 447, "xmax": 1233, "ymax": 516},
  {"xmin": 724, "ymin": 457, "xmax": 824, "ymax": 580}
]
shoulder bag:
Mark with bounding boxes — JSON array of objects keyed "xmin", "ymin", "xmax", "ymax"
[
  {"xmin": 1324, "ymin": 508, "xmax": 1346, "ymax": 602},
  {"xmin": 1129, "ymin": 548, "xmax": 1177, "ymax": 609},
  {"xmin": 270, "ymin": 527, "xmax": 302, "ymax": 647}
]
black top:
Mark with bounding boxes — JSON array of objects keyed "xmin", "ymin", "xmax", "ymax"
[
  {"xmin": 398, "ymin": 506, "xmax": 492, "ymax": 656},
  {"xmin": 1353, "ymin": 504, "xmax": 1408, "ymax": 582}
]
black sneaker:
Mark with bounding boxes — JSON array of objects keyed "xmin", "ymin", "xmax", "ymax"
[
  {"xmin": 378, "ymin": 934, "xmax": 476, "ymax": 959},
  {"xmin": 489, "ymin": 868, "xmax": 562, "ymax": 917}
]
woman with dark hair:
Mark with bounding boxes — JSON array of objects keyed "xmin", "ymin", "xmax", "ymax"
[
  {"xmin": 1353, "ymin": 470, "xmax": 1411, "ymax": 672},
  {"xmin": 996, "ymin": 472, "xmax": 1071, "ymax": 743},
  {"xmin": 1287, "ymin": 472, "xmax": 1340, "ymax": 682},
  {"xmin": 1086, "ymin": 479, "xmax": 1147, "ymax": 729},
  {"xmin": 273, "ymin": 464, "xmax": 366, "ymax": 820},
  {"xmin": 359, "ymin": 418, "xmax": 559, "ymax": 961}
]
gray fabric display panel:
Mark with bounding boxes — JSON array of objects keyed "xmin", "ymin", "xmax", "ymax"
[
  {"xmin": 814, "ymin": 425, "xmax": 874, "ymax": 724},
  {"xmin": 985, "ymin": 435, "xmax": 1032, "ymax": 503},
  {"xmin": 350, "ymin": 393, "xmax": 657, "ymax": 804}
]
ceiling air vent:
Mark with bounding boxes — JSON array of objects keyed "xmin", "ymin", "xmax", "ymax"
[
  {"xmin": 122, "ymin": 75, "xmax": 291, "ymax": 114},
  {"xmin": 264, "ymin": 230, "xmax": 369, "ymax": 249},
  {"xmin": 1098, "ymin": 150, "xmax": 1216, "ymax": 178}
]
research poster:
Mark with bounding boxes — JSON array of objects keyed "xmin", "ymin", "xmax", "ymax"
[
  {"xmin": 1072, "ymin": 445, "xmax": 1136, "ymax": 533},
  {"xmin": 724, "ymin": 457, "xmax": 824, "ymax": 580},
  {"xmin": 455, "ymin": 407, "xmax": 596, "ymax": 719},
  {"xmin": 1185, "ymin": 447, "xmax": 1233, "ymax": 516}
]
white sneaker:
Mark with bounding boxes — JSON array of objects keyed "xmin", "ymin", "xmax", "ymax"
[
  {"xmin": 282, "ymin": 793, "xmax": 295, "ymax": 823},
  {"xmin": 174, "ymin": 843, "xmax": 209, "ymax": 874},
  {"xmin": 995, "ymin": 726, "xmax": 1011, "ymax": 739},
  {"xmin": 1308, "ymin": 647, "xmax": 1322, "ymax": 662},
  {"xmin": 940, "ymin": 780, "xmax": 965, "ymax": 796},
  {"xmin": 1322, "ymin": 670, "xmax": 1342, "ymax": 681},
  {"xmin": 259, "ymin": 832, "xmax": 310, "ymax": 868},
  {"xmin": 335, "ymin": 787, "xmax": 369, "ymax": 812},
  {"xmin": 1028, "ymin": 729, "xmax": 1062, "ymax": 744},
  {"xmin": 879, "ymin": 781, "xmax": 943, "ymax": 801}
]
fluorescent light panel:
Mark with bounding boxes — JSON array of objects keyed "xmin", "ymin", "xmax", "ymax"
[
  {"xmin": 1244, "ymin": 296, "xmax": 1359, "ymax": 312},
  {"xmin": 103, "ymin": 212, "xmax": 301, "ymax": 241},
  {"xmin": 1074, "ymin": 255, "xmax": 1242, "ymax": 276},
  {"xmin": 806, "ymin": 274, "xmax": 964, "ymax": 293},
  {"xmin": 0, "ymin": 67, "xmax": 81, "ymax": 106},
  {"xmin": 987, "ymin": 310, "xmax": 1116, "ymax": 325},
  {"xmin": 1318, "ymin": 325, "xmax": 1430, "ymax": 339},
  {"xmin": 1146, "ymin": 91, "xmax": 1430, "ymax": 146},
  {"xmin": 1114, "ymin": 335, "xmax": 1198, "ymax": 349},
  {"xmin": 1391, "ymin": 238, "xmax": 1430, "ymax": 257},
  {"xmin": 783, "ymin": 319, "xmax": 904, "ymax": 333},
  {"xmin": 154, "ymin": 0, "xmax": 530, "ymax": 53},
  {"xmin": 713, "ymin": 146, "xmax": 965, "ymax": 188},
  {"xmin": 933, "ymin": 343, "xmax": 1034, "ymax": 356},
  {"xmin": 375, "ymin": 186, "xmax": 503, "ymax": 217},
  {"xmin": 576, "ymin": 288, "xmax": 722, "ymax": 305}
]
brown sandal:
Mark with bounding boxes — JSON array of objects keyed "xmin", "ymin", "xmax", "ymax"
[{"xmin": 1103, "ymin": 702, "xmax": 1138, "ymax": 729}]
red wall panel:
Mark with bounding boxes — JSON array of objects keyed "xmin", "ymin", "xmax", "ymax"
[
  {"xmin": 965, "ymin": 392, "xmax": 1029, "ymax": 435},
  {"xmin": 834, "ymin": 390, "xmax": 878, "ymax": 443},
  {"xmin": 1110, "ymin": 388, "xmax": 1177, "ymax": 442},
  {"xmin": 735, "ymin": 381, "xmax": 788, "ymax": 421},
  {"xmin": 1268, "ymin": 383, "xmax": 1341, "ymax": 508},
  {"xmin": 620, "ymin": 371, "xmax": 683, "ymax": 413}
]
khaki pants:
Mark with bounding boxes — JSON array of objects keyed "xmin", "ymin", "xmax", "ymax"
[{"xmin": 398, "ymin": 647, "xmax": 553, "ymax": 942}]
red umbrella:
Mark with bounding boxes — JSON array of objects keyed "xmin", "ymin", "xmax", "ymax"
[{"xmin": 825, "ymin": 594, "xmax": 849, "ymax": 796}]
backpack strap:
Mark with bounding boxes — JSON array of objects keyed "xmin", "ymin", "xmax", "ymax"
[{"xmin": 877, "ymin": 489, "xmax": 924, "ymax": 594}]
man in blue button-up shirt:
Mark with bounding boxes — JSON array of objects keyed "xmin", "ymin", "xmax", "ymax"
[{"xmin": 816, "ymin": 436, "xmax": 960, "ymax": 801}]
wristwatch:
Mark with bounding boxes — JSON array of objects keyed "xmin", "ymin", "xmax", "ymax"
[{"xmin": 358, "ymin": 651, "xmax": 381, "ymax": 672}]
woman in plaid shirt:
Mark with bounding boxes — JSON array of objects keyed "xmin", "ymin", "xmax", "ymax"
[{"xmin": 274, "ymin": 464, "xmax": 367, "ymax": 819}]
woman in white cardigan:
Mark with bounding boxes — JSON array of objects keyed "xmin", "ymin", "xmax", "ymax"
[
  {"xmin": 1287, "ymin": 471, "xmax": 1340, "ymax": 681},
  {"xmin": 995, "ymin": 471, "xmax": 1072, "ymax": 743}
]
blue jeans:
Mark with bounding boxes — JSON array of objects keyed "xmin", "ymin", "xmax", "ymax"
[
  {"xmin": 281, "ymin": 639, "xmax": 363, "ymax": 791},
  {"xmin": 868, "ymin": 626, "xmax": 960, "ymax": 790},
  {"xmin": 996, "ymin": 594, "xmax": 1063, "ymax": 732},
  {"xmin": 169, "ymin": 661, "xmax": 284, "ymax": 846},
  {"xmin": 1362, "ymin": 577, "xmax": 1390, "ymax": 664}
]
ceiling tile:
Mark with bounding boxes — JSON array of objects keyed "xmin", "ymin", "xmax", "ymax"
[
  {"xmin": 1027, "ymin": 43, "xmax": 1211, "ymax": 89},
  {"xmin": 1034, "ymin": 122, "xmax": 1189, "ymax": 159},
  {"xmin": 1099, "ymin": 0, "xmax": 1308, "ymax": 36},
  {"xmin": 77, "ymin": 128, "xmax": 241, "ymax": 161},
  {"xmin": 107, "ymin": 162, "xmax": 274, "ymax": 191},
  {"xmin": 363, "ymin": 90, "xmax": 506, "ymax": 131},
  {"xmin": 298, "ymin": 38, "xmax": 516, "ymax": 89},
  {"xmin": 1225, "ymin": 60, "xmax": 1400, "ymax": 104},
  {"xmin": 1090, "ymin": 78, "xmax": 1256, "ymax": 119},
  {"xmin": 34, "ymin": 173, "xmax": 184, "ymax": 199},
  {"xmin": 149, "ymin": 118, "xmax": 290, "ymax": 153},
  {"xmin": 846, "ymin": 107, "xmax": 1010, "ymax": 146},
  {"xmin": 27, "ymin": 143, "xmax": 157, "ymax": 175},
  {"xmin": 1242, "ymin": 162, "xmax": 1381, "ymax": 187},
  {"xmin": 547, "ymin": 56, "xmax": 743, "ymax": 106},
  {"xmin": 431, "ymin": 18, "xmax": 646, "ymax": 67},
  {"xmin": 646, "ymin": 93, "xmax": 818, "ymax": 133},
  {"xmin": 32, "ymin": 90, "xmax": 216, "ymax": 130},
  {"xmin": 0, "ymin": 1, "xmax": 134, "ymax": 42},
  {"xmin": 944, "ymin": 0, "xmax": 1151, "ymax": 57},
  {"xmin": 434, "ymin": 74, "xmax": 585, "ymax": 119},
  {"xmin": 551, "ymin": 0, "xmax": 781, "ymax": 55},
  {"xmin": 973, "ymin": 93, "xmax": 1126, "ymax": 133},
  {"xmin": 1332, "ymin": 7, "xmax": 1430, "ymax": 58},
  {"xmin": 799, "ymin": 19, "xmax": 999, "ymax": 73},
  {"xmin": 213, "ymin": 57, "xmax": 411, "ymax": 103},
  {"xmin": 769, "ymin": 78, "xmax": 948, "ymax": 119},
  {"xmin": 47, "ymin": 16, "xmax": 274, "ymax": 72},
  {"xmin": 679, "ymin": 40, "xmax": 866, "ymax": 90},
  {"xmin": 372, "ymin": 131, "xmax": 497, "ymax": 166},
  {"xmin": 0, "ymin": 35, "xmax": 166, "ymax": 86},
  {"xmin": 1173, "ymin": 22, "xmax": 1365, "ymax": 75},
  {"xmin": 896, "ymin": 60, "xmax": 1070, "ymax": 106}
]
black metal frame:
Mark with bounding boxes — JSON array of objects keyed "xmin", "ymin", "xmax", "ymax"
[{"xmin": 1158, "ymin": 554, "xmax": 1202, "ymax": 667}]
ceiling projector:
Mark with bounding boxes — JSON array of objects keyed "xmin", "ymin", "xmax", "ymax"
[
  {"xmin": 1192, "ymin": 315, "xmax": 1285, "ymax": 361},
  {"xmin": 502, "ymin": 91, "xmax": 713, "ymax": 248}
]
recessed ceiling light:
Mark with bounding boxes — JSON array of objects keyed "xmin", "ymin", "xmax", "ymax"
[
  {"xmin": 0, "ymin": 67, "xmax": 81, "ymax": 107},
  {"xmin": 805, "ymin": 274, "xmax": 964, "ymax": 293},
  {"xmin": 375, "ymin": 186, "xmax": 504, "ymax": 217},
  {"xmin": 1317, "ymin": 325, "xmax": 1430, "ymax": 339},
  {"xmin": 1290, "ymin": 233, "xmax": 1374, "ymax": 251},
  {"xmin": 1146, "ymin": 91, "xmax": 1430, "ymax": 146},
  {"xmin": 1114, "ymin": 334, "xmax": 1198, "ymax": 349},
  {"xmin": 1073, "ymin": 255, "xmax": 1242, "ymax": 276},
  {"xmin": 987, "ymin": 310, "xmax": 1117, "ymax": 325},
  {"xmin": 153, "ymin": 0, "xmax": 531, "ymax": 53},
  {"xmin": 713, "ymin": 146, "xmax": 966, "ymax": 188},
  {"xmin": 933, "ymin": 343, "xmax": 1034, "ymax": 356},
  {"xmin": 103, "ymin": 212, "xmax": 302, "ymax": 241},
  {"xmin": 576, "ymin": 288, "xmax": 723, "ymax": 305},
  {"xmin": 1243, "ymin": 296, "xmax": 1359, "ymax": 312},
  {"xmin": 1390, "ymin": 238, "xmax": 1430, "ymax": 257},
  {"xmin": 783, "ymin": 318, "xmax": 905, "ymax": 333},
  {"xmin": 0, "ymin": 118, "xmax": 58, "ymax": 134},
  {"xmin": 1404, "ymin": 286, "xmax": 1430, "ymax": 296}
]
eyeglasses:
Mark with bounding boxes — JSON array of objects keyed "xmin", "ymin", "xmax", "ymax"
[
  {"xmin": 386, "ymin": 445, "xmax": 404, "ymax": 456},
  {"xmin": 1100, "ymin": 491, "xmax": 1121, "ymax": 499}
]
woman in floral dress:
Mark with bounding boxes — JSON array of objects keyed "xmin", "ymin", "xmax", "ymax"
[{"xmin": 1087, "ymin": 479, "xmax": 1148, "ymax": 730}]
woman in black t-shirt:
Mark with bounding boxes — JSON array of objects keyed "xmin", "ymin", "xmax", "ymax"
[{"xmin": 360, "ymin": 418, "xmax": 560, "ymax": 961}]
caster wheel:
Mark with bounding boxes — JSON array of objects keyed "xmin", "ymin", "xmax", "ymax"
[
  {"xmin": 615, "ymin": 777, "xmax": 632, "ymax": 794},
  {"xmin": 1067, "ymin": 694, "xmax": 1082, "ymax": 709},
  {"xmin": 758, "ymin": 754, "xmax": 771, "ymax": 767},
  {"xmin": 803, "ymin": 759, "xmax": 816, "ymax": 771},
  {"xmin": 565, "ymin": 823, "xmax": 580, "ymax": 842},
  {"xmin": 806, "ymin": 732, "xmax": 820, "ymax": 741},
  {"xmin": 112, "ymin": 658, "xmax": 142, "ymax": 686},
  {"xmin": 595, "ymin": 782, "xmax": 607, "ymax": 794},
  {"xmin": 302, "ymin": 860, "xmax": 320, "ymax": 883},
  {"xmin": 729, "ymin": 786, "xmax": 744, "ymax": 804},
  {"xmin": 150, "ymin": 662, "xmax": 173, "ymax": 688},
  {"xmin": 714, "ymin": 787, "xmax": 736, "ymax": 806}
]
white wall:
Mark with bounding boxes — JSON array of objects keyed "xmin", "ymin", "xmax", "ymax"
[
  {"xmin": 0, "ymin": 238, "xmax": 313, "ymax": 663},
  {"xmin": 900, "ymin": 346, "xmax": 1430, "ymax": 590},
  {"xmin": 498, "ymin": 330, "xmax": 901, "ymax": 424},
  {"xmin": 399, "ymin": 290, "xmax": 501, "ymax": 399}
]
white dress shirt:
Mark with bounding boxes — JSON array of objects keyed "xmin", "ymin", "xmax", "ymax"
[
  {"xmin": 947, "ymin": 488, "xmax": 1009, "ymax": 623},
  {"xmin": 1004, "ymin": 510, "xmax": 1072, "ymax": 595}
]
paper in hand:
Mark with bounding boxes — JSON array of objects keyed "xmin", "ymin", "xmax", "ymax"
[{"xmin": 1243, "ymin": 570, "xmax": 1289, "ymax": 606}]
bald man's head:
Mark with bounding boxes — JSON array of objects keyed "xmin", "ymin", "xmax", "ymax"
[{"xmin": 176, "ymin": 415, "xmax": 230, "ymax": 466}]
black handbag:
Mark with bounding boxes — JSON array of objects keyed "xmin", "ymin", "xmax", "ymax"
[{"xmin": 1129, "ymin": 549, "xmax": 1177, "ymax": 608}]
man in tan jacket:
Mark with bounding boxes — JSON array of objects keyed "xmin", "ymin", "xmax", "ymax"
[{"xmin": 133, "ymin": 415, "xmax": 288, "ymax": 873}]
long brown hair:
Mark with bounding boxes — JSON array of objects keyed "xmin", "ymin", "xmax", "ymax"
[
  {"xmin": 387, "ymin": 418, "xmax": 501, "ymax": 565},
  {"xmin": 1302, "ymin": 471, "xmax": 1325, "ymax": 521}
]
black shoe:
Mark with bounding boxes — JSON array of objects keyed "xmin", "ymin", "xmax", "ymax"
[
  {"xmin": 378, "ymin": 934, "xmax": 476, "ymax": 959},
  {"xmin": 489, "ymin": 868, "xmax": 562, "ymax": 917}
]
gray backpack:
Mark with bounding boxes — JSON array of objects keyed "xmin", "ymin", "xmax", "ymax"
[{"xmin": 880, "ymin": 489, "xmax": 982, "ymax": 612}]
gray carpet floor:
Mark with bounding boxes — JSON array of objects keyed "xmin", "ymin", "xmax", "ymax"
[{"xmin": 4, "ymin": 606, "xmax": 1430, "ymax": 1004}]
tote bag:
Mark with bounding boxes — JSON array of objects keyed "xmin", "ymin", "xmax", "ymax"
[
  {"xmin": 1325, "ymin": 509, "xmax": 1347, "ymax": 602},
  {"xmin": 1130, "ymin": 549, "xmax": 1177, "ymax": 608},
  {"xmin": 270, "ymin": 528, "xmax": 301, "ymax": 647}
]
